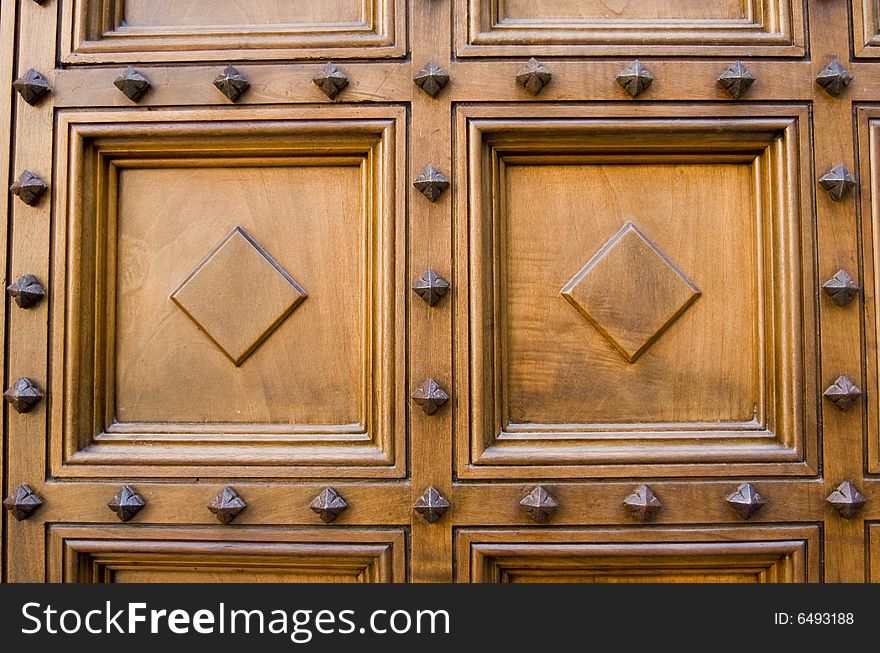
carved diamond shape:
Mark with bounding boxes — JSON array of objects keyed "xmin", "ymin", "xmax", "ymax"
[
  {"xmin": 412, "ymin": 269, "xmax": 450, "ymax": 306},
  {"xmin": 107, "ymin": 485, "xmax": 145, "ymax": 523},
  {"xmin": 826, "ymin": 481, "xmax": 866, "ymax": 519},
  {"xmin": 3, "ymin": 484, "xmax": 43, "ymax": 521},
  {"xmin": 718, "ymin": 61, "xmax": 756, "ymax": 98},
  {"xmin": 310, "ymin": 487, "xmax": 349, "ymax": 524},
  {"xmin": 414, "ymin": 60, "xmax": 450, "ymax": 98},
  {"xmin": 819, "ymin": 163, "xmax": 856, "ymax": 201},
  {"xmin": 817, "ymin": 59, "xmax": 852, "ymax": 97},
  {"xmin": 412, "ymin": 378, "xmax": 449, "ymax": 415},
  {"xmin": 13, "ymin": 68, "xmax": 50, "ymax": 105},
  {"xmin": 7, "ymin": 274, "xmax": 46, "ymax": 309},
  {"xmin": 823, "ymin": 375, "xmax": 862, "ymax": 411},
  {"xmin": 114, "ymin": 66, "xmax": 151, "ymax": 102},
  {"xmin": 10, "ymin": 170, "xmax": 48, "ymax": 206},
  {"xmin": 313, "ymin": 62, "xmax": 348, "ymax": 99},
  {"xmin": 561, "ymin": 222, "xmax": 701, "ymax": 363},
  {"xmin": 171, "ymin": 226, "xmax": 308, "ymax": 366},
  {"xmin": 623, "ymin": 484, "xmax": 662, "ymax": 522},
  {"xmin": 4, "ymin": 377, "xmax": 43, "ymax": 413},
  {"xmin": 413, "ymin": 487, "xmax": 450, "ymax": 524},
  {"xmin": 725, "ymin": 482, "xmax": 766, "ymax": 520},
  {"xmin": 213, "ymin": 65, "xmax": 250, "ymax": 102},
  {"xmin": 413, "ymin": 164, "xmax": 450, "ymax": 202},
  {"xmin": 520, "ymin": 485, "xmax": 558, "ymax": 523},
  {"xmin": 517, "ymin": 58, "xmax": 552, "ymax": 96},
  {"xmin": 208, "ymin": 487, "xmax": 247, "ymax": 524},
  {"xmin": 616, "ymin": 60, "xmax": 653, "ymax": 97},
  {"xmin": 823, "ymin": 269, "xmax": 860, "ymax": 306}
]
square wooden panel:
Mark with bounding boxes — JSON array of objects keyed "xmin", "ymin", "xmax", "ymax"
[
  {"xmin": 853, "ymin": 1, "xmax": 880, "ymax": 57},
  {"xmin": 455, "ymin": 0, "xmax": 805, "ymax": 57},
  {"xmin": 456, "ymin": 526, "xmax": 820, "ymax": 583},
  {"xmin": 48, "ymin": 526, "xmax": 406, "ymax": 583},
  {"xmin": 50, "ymin": 107, "xmax": 406, "ymax": 479},
  {"xmin": 870, "ymin": 524, "xmax": 880, "ymax": 582},
  {"xmin": 60, "ymin": 0, "xmax": 405, "ymax": 63},
  {"xmin": 455, "ymin": 105, "xmax": 817, "ymax": 479}
]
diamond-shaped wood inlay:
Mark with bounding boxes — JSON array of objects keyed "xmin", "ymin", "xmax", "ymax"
[
  {"xmin": 561, "ymin": 222, "xmax": 701, "ymax": 363},
  {"xmin": 171, "ymin": 226, "xmax": 308, "ymax": 366}
]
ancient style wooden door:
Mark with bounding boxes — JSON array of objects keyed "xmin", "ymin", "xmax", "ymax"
[{"xmin": 2, "ymin": 0, "xmax": 879, "ymax": 583}]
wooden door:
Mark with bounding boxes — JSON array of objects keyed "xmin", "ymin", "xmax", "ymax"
[{"xmin": 1, "ymin": 0, "xmax": 876, "ymax": 583}]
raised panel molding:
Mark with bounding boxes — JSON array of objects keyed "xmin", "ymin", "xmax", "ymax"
[
  {"xmin": 48, "ymin": 526, "xmax": 405, "ymax": 583},
  {"xmin": 455, "ymin": 104, "xmax": 817, "ymax": 479},
  {"xmin": 870, "ymin": 524, "xmax": 880, "ymax": 582},
  {"xmin": 457, "ymin": 526, "xmax": 820, "ymax": 583},
  {"xmin": 853, "ymin": 1, "xmax": 880, "ymax": 57},
  {"xmin": 60, "ymin": 0, "xmax": 406, "ymax": 63},
  {"xmin": 455, "ymin": 0, "xmax": 805, "ymax": 57},
  {"xmin": 50, "ymin": 107, "xmax": 406, "ymax": 479}
]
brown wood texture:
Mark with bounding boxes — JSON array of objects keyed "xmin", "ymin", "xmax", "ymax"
[{"xmin": 2, "ymin": 0, "xmax": 878, "ymax": 583}]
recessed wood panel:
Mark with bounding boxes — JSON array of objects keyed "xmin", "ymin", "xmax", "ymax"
[
  {"xmin": 50, "ymin": 107, "xmax": 406, "ymax": 479},
  {"xmin": 853, "ymin": 1, "xmax": 880, "ymax": 57},
  {"xmin": 870, "ymin": 524, "xmax": 880, "ymax": 582},
  {"xmin": 61, "ymin": 0, "xmax": 405, "ymax": 63},
  {"xmin": 455, "ymin": 0, "xmax": 805, "ymax": 57},
  {"xmin": 455, "ymin": 105, "xmax": 816, "ymax": 479},
  {"xmin": 457, "ymin": 527, "xmax": 820, "ymax": 583},
  {"xmin": 49, "ymin": 526, "xmax": 406, "ymax": 583}
]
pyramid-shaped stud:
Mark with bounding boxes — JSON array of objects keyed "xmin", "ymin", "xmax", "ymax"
[
  {"xmin": 2, "ymin": 484, "xmax": 43, "ymax": 521},
  {"xmin": 107, "ymin": 485, "xmax": 145, "ymax": 523},
  {"xmin": 7, "ymin": 275, "xmax": 46, "ymax": 309},
  {"xmin": 413, "ymin": 486, "xmax": 450, "ymax": 523},
  {"xmin": 310, "ymin": 487, "xmax": 349, "ymax": 524},
  {"xmin": 826, "ymin": 481, "xmax": 867, "ymax": 519},
  {"xmin": 313, "ymin": 62, "xmax": 349, "ymax": 100},
  {"xmin": 623, "ymin": 484, "xmax": 663, "ymax": 522},
  {"xmin": 4, "ymin": 377, "xmax": 43, "ymax": 414},
  {"xmin": 412, "ymin": 270, "xmax": 450, "ymax": 307},
  {"xmin": 819, "ymin": 164, "xmax": 856, "ymax": 201},
  {"xmin": 822, "ymin": 269, "xmax": 860, "ymax": 307},
  {"xmin": 114, "ymin": 66, "xmax": 151, "ymax": 102},
  {"xmin": 412, "ymin": 378, "xmax": 449, "ymax": 415},
  {"xmin": 207, "ymin": 487, "xmax": 247, "ymax": 524},
  {"xmin": 10, "ymin": 170, "xmax": 48, "ymax": 206},
  {"xmin": 413, "ymin": 164, "xmax": 449, "ymax": 202},
  {"xmin": 616, "ymin": 60, "xmax": 653, "ymax": 97},
  {"xmin": 725, "ymin": 482, "xmax": 766, "ymax": 519},
  {"xmin": 519, "ymin": 485, "xmax": 558, "ymax": 523},
  {"xmin": 213, "ymin": 65, "xmax": 250, "ymax": 102},
  {"xmin": 516, "ymin": 58, "xmax": 552, "ymax": 96},
  {"xmin": 816, "ymin": 59, "xmax": 853, "ymax": 97},
  {"xmin": 718, "ymin": 61, "xmax": 756, "ymax": 98},
  {"xmin": 13, "ymin": 68, "xmax": 50, "ymax": 105},
  {"xmin": 413, "ymin": 60, "xmax": 449, "ymax": 98},
  {"xmin": 823, "ymin": 375, "xmax": 862, "ymax": 411}
]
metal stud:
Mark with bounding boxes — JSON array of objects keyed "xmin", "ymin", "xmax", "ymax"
[
  {"xmin": 4, "ymin": 377, "xmax": 43, "ymax": 413},
  {"xmin": 826, "ymin": 481, "xmax": 867, "ymax": 519},
  {"xmin": 413, "ymin": 164, "xmax": 450, "ymax": 202},
  {"xmin": 725, "ymin": 482, "xmax": 766, "ymax": 519},
  {"xmin": 310, "ymin": 487, "xmax": 348, "ymax": 524},
  {"xmin": 107, "ymin": 485, "xmax": 145, "ymax": 523},
  {"xmin": 822, "ymin": 269, "xmax": 860, "ymax": 307},
  {"xmin": 819, "ymin": 163, "xmax": 856, "ymax": 201},
  {"xmin": 520, "ymin": 485, "xmax": 558, "ymax": 523},
  {"xmin": 413, "ymin": 60, "xmax": 449, "ymax": 98},
  {"xmin": 516, "ymin": 58, "xmax": 552, "ymax": 96},
  {"xmin": 624, "ymin": 484, "xmax": 662, "ymax": 521},
  {"xmin": 413, "ymin": 486, "xmax": 450, "ymax": 523},
  {"xmin": 616, "ymin": 60, "xmax": 653, "ymax": 97},
  {"xmin": 114, "ymin": 66, "xmax": 151, "ymax": 102},
  {"xmin": 208, "ymin": 487, "xmax": 247, "ymax": 524},
  {"xmin": 213, "ymin": 65, "xmax": 250, "ymax": 102},
  {"xmin": 7, "ymin": 275, "xmax": 46, "ymax": 309},
  {"xmin": 412, "ymin": 270, "xmax": 450, "ymax": 307},
  {"xmin": 313, "ymin": 62, "xmax": 349, "ymax": 100},
  {"xmin": 10, "ymin": 170, "xmax": 48, "ymax": 206},
  {"xmin": 816, "ymin": 59, "xmax": 853, "ymax": 97},
  {"xmin": 13, "ymin": 69, "xmax": 50, "ymax": 105},
  {"xmin": 2, "ymin": 484, "xmax": 43, "ymax": 521},
  {"xmin": 718, "ymin": 62, "xmax": 756, "ymax": 98},
  {"xmin": 412, "ymin": 378, "xmax": 449, "ymax": 415},
  {"xmin": 823, "ymin": 375, "xmax": 862, "ymax": 411}
]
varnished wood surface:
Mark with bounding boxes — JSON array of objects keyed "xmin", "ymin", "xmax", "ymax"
[{"xmin": 1, "ymin": 0, "xmax": 877, "ymax": 583}]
